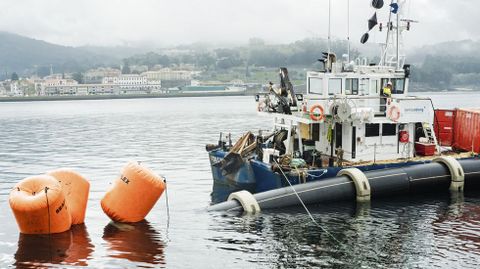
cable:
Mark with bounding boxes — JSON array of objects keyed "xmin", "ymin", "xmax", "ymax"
[
  {"xmin": 44, "ymin": 187, "xmax": 51, "ymax": 235},
  {"xmin": 163, "ymin": 178, "xmax": 170, "ymax": 241},
  {"xmin": 44, "ymin": 186, "xmax": 52, "ymax": 263},
  {"xmin": 273, "ymin": 159, "xmax": 344, "ymax": 247},
  {"xmin": 306, "ymin": 169, "xmax": 328, "ymax": 178}
]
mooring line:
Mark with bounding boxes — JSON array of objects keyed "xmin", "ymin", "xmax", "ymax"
[
  {"xmin": 273, "ymin": 159, "xmax": 344, "ymax": 247},
  {"xmin": 163, "ymin": 177, "xmax": 171, "ymax": 242},
  {"xmin": 44, "ymin": 186, "xmax": 53, "ymax": 262}
]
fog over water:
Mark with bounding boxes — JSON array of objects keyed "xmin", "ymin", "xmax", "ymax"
[{"xmin": 0, "ymin": 0, "xmax": 477, "ymax": 47}]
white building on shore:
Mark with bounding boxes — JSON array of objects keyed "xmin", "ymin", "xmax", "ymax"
[
  {"xmin": 102, "ymin": 74, "xmax": 161, "ymax": 94},
  {"xmin": 39, "ymin": 78, "xmax": 79, "ymax": 96},
  {"xmin": 10, "ymin": 81, "xmax": 24, "ymax": 96},
  {"xmin": 142, "ymin": 68, "xmax": 197, "ymax": 81},
  {"xmin": 84, "ymin": 68, "xmax": 122, "ymax": 83},
  {"xmin": 32, "ymin": 73, "xmax": 162, "ymax": 96},
  {"xmin": 0, "ymin": 84, "xmax": 7, "ymax": 97}
]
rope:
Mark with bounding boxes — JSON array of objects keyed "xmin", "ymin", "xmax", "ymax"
[
  {"xmin": 44, "ymin": 186, "xmax": 52, "ymax": 263},
  {"xmin": 306, "ymin": 169, "xmax": 328, "ymax": 178},
  {"xmin": 273, "ymin": 159, "xmax": 344, "ymax": 246},
  {"xmin": 44, "ymin": 187, "xmax": 51, "ymax": 235},
  {"xmin": 163, "ymin": 178, "xmax": 170, "ymax": 241}
]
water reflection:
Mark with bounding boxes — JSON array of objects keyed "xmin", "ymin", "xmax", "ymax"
[
  {"xmin": 208, "ymin": 193, "xmax": 480, "ymax": 268},
  {"xmin": 13, "ymin": 224, "xmax": 94, "ymax": 268},
  {"xmin": 433, "ymin": 191, "xmax": 480, "ymax": 260},
  {"xmin": 102, "ymin": 220, "xmax": 165, "ymax": 266}
]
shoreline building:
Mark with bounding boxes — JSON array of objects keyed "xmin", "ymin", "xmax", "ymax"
[
  {"xmin": 84, "ymin": 68, "xmax": 122, "ymax": 84},
  {"xmin": 102, "ymin": 74, "xmax": 161, "ymax": 94},
  {"xmin": 35, "ymin": 74, "xmax": 161, "ymax": 96},
  {"xmin": 142, "ymin": 68, "xmax": 198, "ymax": 89}
]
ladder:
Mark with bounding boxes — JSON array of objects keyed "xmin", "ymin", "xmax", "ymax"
[{"xmin": 423, "ymin": 122, "xmax": 440, "ymax": 154}]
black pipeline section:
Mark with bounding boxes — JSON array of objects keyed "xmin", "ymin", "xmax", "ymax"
[{"xmin": 208, "ymin": 159, "xmax": 480, "ymax": 212}]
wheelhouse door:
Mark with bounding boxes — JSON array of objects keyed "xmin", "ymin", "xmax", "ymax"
[{"xmin": 370, "ymin": 79, "xmax": 382, "ymax": 115}]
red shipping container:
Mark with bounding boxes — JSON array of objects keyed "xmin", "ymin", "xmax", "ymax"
[
  {"xmin": 434, "ymin": 109, "xmax": 456, "ymax": 146},
  {"xmin": 415, "ymin": 142, "xmax": 436, "ymax": 156},
  {"xmin": 453, "ymin": 108, "xmax": 480, "ymax": 153},
  {"xmin": 435, "ymin": 109, "xmax": 455, "ymax": 122},
  {"xmin": 437, "ymin": 132, "xmax": 453, "ymax": 146},
  {"xmin": 435, "ymin": 124, "xmax": 453, "ymax": 135}
]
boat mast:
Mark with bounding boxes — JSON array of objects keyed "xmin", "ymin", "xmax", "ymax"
[
  {"xmin": 347, "ymin": 0, "xmax": 350, "ymax": 63},
  {"xmin": 396, "ymin": 5, "xmax": 400, "ymax": 70},
  {"xmin": 380, "ymin": 0, "xmax": 393, "ymax": 66},
  {"xmin": 328, "ymin": 0, "xmax": 332, "ymax": 57}
]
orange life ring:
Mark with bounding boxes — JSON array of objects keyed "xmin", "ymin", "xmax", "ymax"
[
  {"xmin": 387, "ymin": 105, "xmax": 401, "ymax": 122},
  {"xmin": 309, "ymin": 104, "xmax": 325, "ymax": 121}
]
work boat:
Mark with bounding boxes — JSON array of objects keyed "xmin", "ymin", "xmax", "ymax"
[{"xmin": 206, "ymin": 0, "xmax": 478, "ymax": 203}]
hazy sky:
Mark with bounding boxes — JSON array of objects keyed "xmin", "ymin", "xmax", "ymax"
[{"xmin": 0, "ymin": 0, "xmax": 477, "ymax": 48}]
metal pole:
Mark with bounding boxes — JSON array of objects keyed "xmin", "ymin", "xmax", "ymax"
[
  {"xmin": 396, "ymin": 2, "xmax": 400, "ymax": 70},
  {"xmin": 328, "ymin": 0, "xmax": 331, "ymax": 55},
  {"xmin": 382, "ymin": 0, "xmax": 395, "ymax": 66},
  {"xmin": 347, "ymin": 0, "xmax": 350, "ymax": 63}
]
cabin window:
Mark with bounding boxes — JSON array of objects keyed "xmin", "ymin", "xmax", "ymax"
[
  {"xmin": 365, "ymin": 123, "xmax": 380, "ymax": 137},
  {"xmin": 345, "ymin": 78, "xmax": 359, "ymax": 95},
  {"xmin": 381, "ymin": 78, "xmax": 405, "ymax": 94},
  {"xmin": 382, "ymin": 123, "xmax": 397, "ymax": 136},
  {"xmin": 392, "ymin": 79, "xmax": 405, "ymax": 94},
  {"xmin": 359, "ymin": 78, "xmax": 369, "ymax": 95},
  {"xmin": 309, "ymin": 77, "xmax": 323, "ymax": 94},
  {"xmin": 370, "ymin": 80, "xmax": 380, "ymax": 95},
  {"xmin": 328, "ymin": 78, "xmax": 342, "ymax": 95}
]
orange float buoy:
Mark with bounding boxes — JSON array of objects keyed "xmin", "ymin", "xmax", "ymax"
[
  {"xmin": 9, "ymin": 175, "xmax": 72, "ymax": 234},
  {"xmin": 48, "ymin": 169, "xmax": 90, "ymax": 225},
  {"xmin": 101, "ymin": 162, "xmax": 166, "ymax": 223}
]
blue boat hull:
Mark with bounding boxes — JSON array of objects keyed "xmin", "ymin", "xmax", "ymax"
[{"xmin": 208, "ymin": 149, "xmax": 474, "ymax": 202}]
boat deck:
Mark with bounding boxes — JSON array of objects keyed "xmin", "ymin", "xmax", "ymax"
[{"xmin": 345, "ymin": 151, "xmax": 476, "ymax": 167}]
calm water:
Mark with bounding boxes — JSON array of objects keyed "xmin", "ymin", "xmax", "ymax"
[{"xmin": 0, "ymin": 92, "xmax": 479, "ymax": 268}]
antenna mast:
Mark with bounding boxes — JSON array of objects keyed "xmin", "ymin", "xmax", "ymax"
[
  {"xmin": 396, "ymin": 5, "xmax": 400, "ymax": 70},
  {"xmin": 328, "ymin": 0, "xmax": 331, "ymax": 55},
  {"xmin": 347, "ymin": 0, "xmax": 350, "ymax": 62}
]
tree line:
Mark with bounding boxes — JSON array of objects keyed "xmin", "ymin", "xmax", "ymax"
[
  {"xmin": 123, "ymin": 38, "xmax": 359, "ymax": 71},
  {"xmin": 411, "ymin": 55, "xmax": 480, "ymax": 89}
]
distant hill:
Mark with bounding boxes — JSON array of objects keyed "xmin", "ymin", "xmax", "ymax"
[
  {"xmin": 408, "ymin": 40, "xmax": 480, "ymax": 64},
  {"xmin": 0, "ymin": 32, "xmax": 120, "ymax": 77},
  {"xmin": 79, "ymin": 45, "xmax": 151, "ymax": 60}
]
